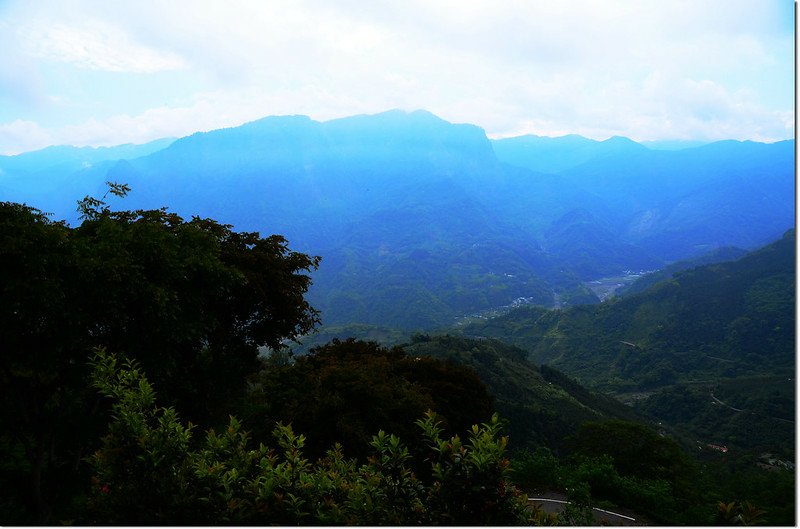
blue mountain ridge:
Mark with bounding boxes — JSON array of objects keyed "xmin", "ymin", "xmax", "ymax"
[{"xmin": 0, "ymin": 110, "xmax": 792, "ymax": 328}]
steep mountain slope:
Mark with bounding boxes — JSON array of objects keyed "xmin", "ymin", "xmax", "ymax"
[
  {"xmin": 105, "ymin": 110, "xmax": 502, "ymax": 252},
  {"xmin": 80, "ymin": 111, "xmax": 588, "ymax": 327},
  {"xmin": 399, "ymin": 335, "xmax": 642, "ymax": 452},
  {"xmin": 618, "ymin": 245, "xmax": 749, "ymax": 296},
  {"xmin": 458, "ymin": 231, "xmax": 795, "ymax": 457},
  {"xmin": 460, "ymin": 230, "xmax": 795, "ymax": 391},
  {"xmin": 637, "ymin": 374, "xmax": 794, "ymax": 456},
  {"xmin": 542, "ymin": 208, "xmax": 661, "ymax": 277},
  {"xmin": 307, "ymin": 179, "xmax": 565, "ymax": 327}
]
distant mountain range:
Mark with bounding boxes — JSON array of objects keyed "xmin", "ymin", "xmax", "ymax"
[
  {"xmin": 0, "ymin": 138, "xmax": 175, "ymax": 218},
  {"xmin": 491, "ymin": 133, "xmax": 649, "ymax": 173},
  {"xmin": 0, "ymin": 110, "xmax": 793, "ymax": 328}
]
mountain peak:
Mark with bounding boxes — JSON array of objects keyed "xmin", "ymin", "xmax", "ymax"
[
  {"xmin": 237, "ymin": 114, "xmax": 316, "ymax": 131},
  {"xmin": 325, "ymin": 108, "xmax": 458, "ymax": 130},
  {"xmin": 319, "ymin": 110, "xmax": 494, "ymax": 164},
  {"xmin": 601, "ymin": 135, "xmax": 644, "ymax": 147}
]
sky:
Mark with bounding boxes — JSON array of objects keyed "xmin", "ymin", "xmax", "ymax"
[{"xmin": 0, "ymin": 0, "xmax": 794, "ymax": 155}]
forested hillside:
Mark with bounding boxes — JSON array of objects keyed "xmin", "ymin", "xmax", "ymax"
[
  {"xmin": 459, "ymin": 230, "xmax": 795, "ymax": 461},
  {"xmin": 4, "ymin": 190, "xmax": 792, "ymax": 524},
  {"xmin": 454, "ymin": 230, "xmax": 796, "ymax": 524},
  {"xmin": 617, "ymin": 246, "xmax": 749, "ymax": 296},
  {"xmin": 460, "ymin": 230, "xmax": 794, "ymax": 391},
  {"xmin": 399, "ymin": 334, "xmax": 642, "ymax": 451}
]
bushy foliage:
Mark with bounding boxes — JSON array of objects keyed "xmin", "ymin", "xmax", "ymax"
[
  {"xmin": 510, "ymin": 420, "xmax": 719, "ymax": 525},
  {"xmin": 567, "ymin": 421, "xmax": 696, "ymax": 485},
  {"xmin": 564, "ymin": 455, "xmax": 679, "ymax": 523},
  {"xmin": 0, "ymin": 188, "xmax": 320, "ymax": 521},
  {"xmin": 510, "ymin": 447, "xmax": 560, "ymax": 492},
  {"xmin": 566, "ymin": 420, "xmax": 704, "ymax": 521},
  {"xmin": 71, "ymin": 190, "xmax": 321, "ymax": 419},
  {"xmin": 87, "ymin": 349, "xmax": 532, "ymax": 525},
  {"xmin": 245, "ymin": 338, "xmax": 494, "ymax": 461},
  {"xmin": 705, "ymin": 460, "xmax": 794, "ymax": 526},
  {"xmin": 716, "ymin": 500, "xmax": 768, "ymax": 526},
  {"xmin": 637, "ymin": 378, "xmax": 795, "ymax": 456}
]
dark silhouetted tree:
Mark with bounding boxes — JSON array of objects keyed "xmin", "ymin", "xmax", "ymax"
[
  {"xmin": 245, "ymin": 338, "xmax": 494, "ymax": 461},
  {"xmin": 0, "ymin": 186, "xmax": 319, "ymax": 521}
]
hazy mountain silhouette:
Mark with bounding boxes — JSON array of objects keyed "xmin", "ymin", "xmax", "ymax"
[{"xmin": 0, "ymin": 110, "xmax": 792, "ymax": 328}]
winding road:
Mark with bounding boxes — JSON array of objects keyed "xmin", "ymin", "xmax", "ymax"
[
  {"xmin": 710, "ymin": 392, "xmax": 793, "ymax": 424},
  {"xmin": 527, "ymin": 493, "xmax": 646, "ymax": 525}
]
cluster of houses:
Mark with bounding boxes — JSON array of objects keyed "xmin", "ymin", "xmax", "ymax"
[
  {"xmin": 757, "ymin": 453, "xmax": 794, "ymax": 472},
  {"xmin": 699, "ymin": 445, "xmax": 795, "ymax": 473}
]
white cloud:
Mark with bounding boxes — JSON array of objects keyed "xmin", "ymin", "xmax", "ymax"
[
  {"xmin": 0, "ymin": 19, "xmax": 47, "ymax": 111},
  {"xmin": 0, "ymin": 88, "xmax": 385, "ymax": 154},
  {"xmin": 22, "ymin": 19, "xmax": 186, "ymax": 73},
  {"xmin": 485, "ymin": 71, "xmax": 792, "ymax": 143},
  {"xmin": 0, "ymin": 120, "xmax": 54, "ymax": 155},
  {"xmin": 0, "ymin": 0, "xmax": 793, "ymax": 151}
]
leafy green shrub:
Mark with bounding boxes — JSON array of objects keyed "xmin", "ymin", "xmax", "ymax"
[
  {"xmin": 87, "ymin": 349, "xmax": 532, "ymax": 525},
  {"xmin": 0, "ymin": 192, "xmax": 320, "ymax": 520},
  {"xmin": 564, "ymin": 455, "xmax": 676, "ymax": 522},
  {"xmin": 510, "ymin": 447, "xmax": 560, "ymax": 492},
  {"xmin": 245, "ymin": 338, "xmax": 494, "ymax": 461}
]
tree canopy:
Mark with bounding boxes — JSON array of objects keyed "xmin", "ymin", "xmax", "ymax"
[
  {"xmin": 84, "ymin": 349, "xmax": 530, "ymax": 525},
  {"xmin": 0, "ymin": 189, "xmax": 320, "ymax": 521},
  {"xmin": 245, "ymin": 338, "xmax": 495, "ymax": 461}
]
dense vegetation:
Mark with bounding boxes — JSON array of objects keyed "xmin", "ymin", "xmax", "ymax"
[
  {"xmin": 243, "ymin": 338, "xmax": 495, "ymax": 461},
  {"xmin": 0, "ymin": 191, "xmax": 320, "ymax": 522},
  {"xmin": 617, "ymin": 246, "xmax": 748, "ymax": 297},
  {"xmin": 637, "ymin": 376, "xmax": 795, "ymax": 457},
  {"xmin": 0, "ymin": 193, "xmax": 544, "ymax": 525},
  {"xmin": 457, "ymin": 232, "xmax": 796, "ymax": 524},
  {"xmin": 511, "ymin": 420, "xmax": 779, "ymax": 526},
  {"xmin": 461, "ymin": 230, "xmax": 795, "ymax": 394},
  {"xmin": 399, "ymin": 335, "xmax": 642, "ymax": 452},
  {"xmin": 85, "ymin": 349, "xmax": 531, "ymax": 525}
]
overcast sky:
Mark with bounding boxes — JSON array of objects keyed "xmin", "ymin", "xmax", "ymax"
[{"xmin": 0, "ymin": 0, "xmax": 794, "ymax": 154}]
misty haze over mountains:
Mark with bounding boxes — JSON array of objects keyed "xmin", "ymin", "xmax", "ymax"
[{"xmin": 0, "ymin": 109, "xmax": 794, "ymax": 328}]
